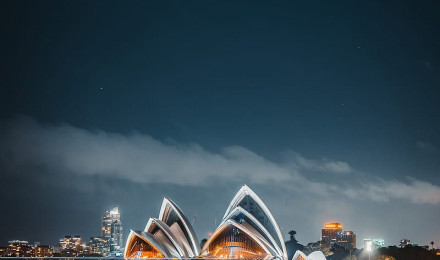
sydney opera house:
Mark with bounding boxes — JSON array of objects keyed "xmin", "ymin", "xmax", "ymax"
[{"xmin": 124, "ymin": 185, "xmax": 326, "ymax": 260}]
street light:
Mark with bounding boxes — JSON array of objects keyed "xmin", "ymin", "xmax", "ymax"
[{"xmin": 366, "ymin": 241, "xmax": 372, "ymax": 260}]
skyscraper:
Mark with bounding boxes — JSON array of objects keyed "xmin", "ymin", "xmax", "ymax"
[
  {"xmin": 321, "ymin": 223, "xmax": 356, "ymax": 250},
  {"xmin": 321, "ymin": 223, "xmax": 342, "ymax": 247},
  {"xmin": 102, "ymin": 207, "xmax": 123, "ymax": 253}
]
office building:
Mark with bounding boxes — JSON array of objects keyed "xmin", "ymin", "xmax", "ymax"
[
  {"xmin": 102, "ymin": 207, "xmax": 123, "ymax": 253},
  {"xmin": 338, "ymin": 231, "xmax": 356, "ymax": 250},
  {"xmin": 321, "ymin": 223, "xmax": 356, "ymax": 250},
  {"xmin": 321, "ymin": 223, "xmax": 342, "ymax": 247}
]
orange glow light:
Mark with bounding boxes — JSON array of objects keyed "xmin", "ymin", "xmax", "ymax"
[{"xmin": 323, "ymin": 222, "xmax": 343, "ymax": 229}]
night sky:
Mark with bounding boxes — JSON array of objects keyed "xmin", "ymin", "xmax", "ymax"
[{"xmin": 1, "ymin": 0, "xmax": 439, "ymax": 248}]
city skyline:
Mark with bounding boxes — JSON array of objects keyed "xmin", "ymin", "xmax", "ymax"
[
  {"xmin": 1, "ymin": 0, "xmax": 439, "ymax": 253},
  {"xmin": 0, "ymin": 206, "xmax": 124, "ymax": 257},
  {"xmin": 0, "ymin": 191, "xmax": 434, "ymax": 250}
]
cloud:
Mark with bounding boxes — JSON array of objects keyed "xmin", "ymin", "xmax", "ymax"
[
  {"xmin": 416, "ymin": 141, "xmax": 438, "ymax": 153},
  {"xmin": 1, "ymin": 116, "xmax": 440, "ymax": 205},
  {"xmin": 340, "ymin": 178, "xmax": 440, "ymax": 205},
  {"xmin": 283, "ymin": 152, "xmax": 352, "ymax": 174},
  {"xmin": 0, "ymin": 117, "xmax": 292, "ymax": 186}
]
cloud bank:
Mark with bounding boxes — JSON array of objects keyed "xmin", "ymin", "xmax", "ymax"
[{"xmin": 1, "ymin": 116, "xmax": 439, "ymax": 205}]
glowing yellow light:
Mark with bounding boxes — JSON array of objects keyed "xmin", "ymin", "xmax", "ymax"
[{"xmin": 323, "ymin": 222, "xmax": 343, "ymax": 229}]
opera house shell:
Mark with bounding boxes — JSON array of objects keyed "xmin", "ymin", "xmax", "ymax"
[{"xmin": 125, "ymin": 185, "xmax": 325, "ymax": 260}]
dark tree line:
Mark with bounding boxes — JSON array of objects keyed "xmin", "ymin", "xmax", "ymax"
[{"xmin": 284, "ymin": 229, "xmax": 439, "ymax": 260}]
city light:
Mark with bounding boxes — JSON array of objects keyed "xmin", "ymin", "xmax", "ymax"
[
  {"xmin": 323, "ymin": 223, "xmax": 343, "ymax": 229},
  {"xmin": 0, "ymin": 187, "xmax": 438, "ymax": 260},
  {"xmin": 366, "ymin": 241, "xmax": 372, "ymax": 252}
]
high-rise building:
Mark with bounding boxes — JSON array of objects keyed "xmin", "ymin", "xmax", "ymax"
[
  {"xmin": 102, "ymin": 207, "xmax": 123, "ymax": 253},
  {"xmin": 338, "ymin": 231, "xmax": 356, "ymax": 250},
  {"xmin": 321, "ymin": 223, "xmax": 356, "ymax": 250},
  {"xmin": 321, "ymin": 223, "xmax": 342, "ymax": 247}
]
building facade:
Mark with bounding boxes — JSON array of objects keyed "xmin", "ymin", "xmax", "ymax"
[
  {"xmin": 90, "ymin": 236, "xmax": 110, "ymax": 255},
  {"xmin": 321, "ymin": 223, "xmax": 342, "ymax": 247},
  {"xmin": 4, "ymin": 241, "xmax": 33, "ymax": 257},
  {"xmin": 338, "ymin": 231, "xmax": 356, "ymax": 250},
  {"xmin": 34, "ymin": 245, "xmax": 54, "ymax": 257},
  {"xmin": 102, "ymin": 207, "xmax": 123, "ymax": 253},
  {"xmin": 321, "ymin": 223, "xmax": 356, "ymax": 250},
  {"xmin": 0, "ymin": 241, "xmax": 54, "ymax": 257}
]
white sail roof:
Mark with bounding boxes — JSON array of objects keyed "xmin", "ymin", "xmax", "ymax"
[
  {"xmin": 222, "ymin": 206, "xmax": 284, "ymax": 257},
  {"xmin": 292, "ymin": 250, "xmax": 327, "ymax": 260},
  {"xmin": 201, "ymin": 219, "xmax": 275, "ymax": 257},
  {"xmin": 223, "ymin": 185, "xmax": 288, "ymax": 259},
  {"xmin": 158, "ymin": 197, "xmax": 200, "ymax": 256}
]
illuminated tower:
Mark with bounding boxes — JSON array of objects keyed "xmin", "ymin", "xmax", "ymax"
[
  {"xmin": 102, "ymin": 207, "xmax": 123, "ymax": 253},
  {"xmin": 321, "ymin": 223, "xmax": 342, "ymax": 247},
  {"xmin": 321, "ymin": 223, "xmax": 356, "ymax": 250}
]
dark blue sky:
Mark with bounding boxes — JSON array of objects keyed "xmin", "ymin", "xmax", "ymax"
[{"xmin": 1, "ymin": 0, "xmax": 439, "ymax": 247}]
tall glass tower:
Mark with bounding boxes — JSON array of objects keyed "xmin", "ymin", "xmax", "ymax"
[{"xmin": 102, "ymin": 207, "xmax": 123, "ymax": 253}]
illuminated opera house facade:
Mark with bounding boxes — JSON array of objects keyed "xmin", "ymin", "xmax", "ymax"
[{"xmin": 124, "ymin": 185, "xmax": 326, "ymax": 260}]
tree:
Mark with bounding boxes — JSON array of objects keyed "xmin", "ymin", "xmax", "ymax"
[
  {"xmin": 331, "ymin": 244, "xmax": 350, "ymax": 260},
  {"xmin": 430, "ymin": 241, "xmax": 434, "ymax": 250}
]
